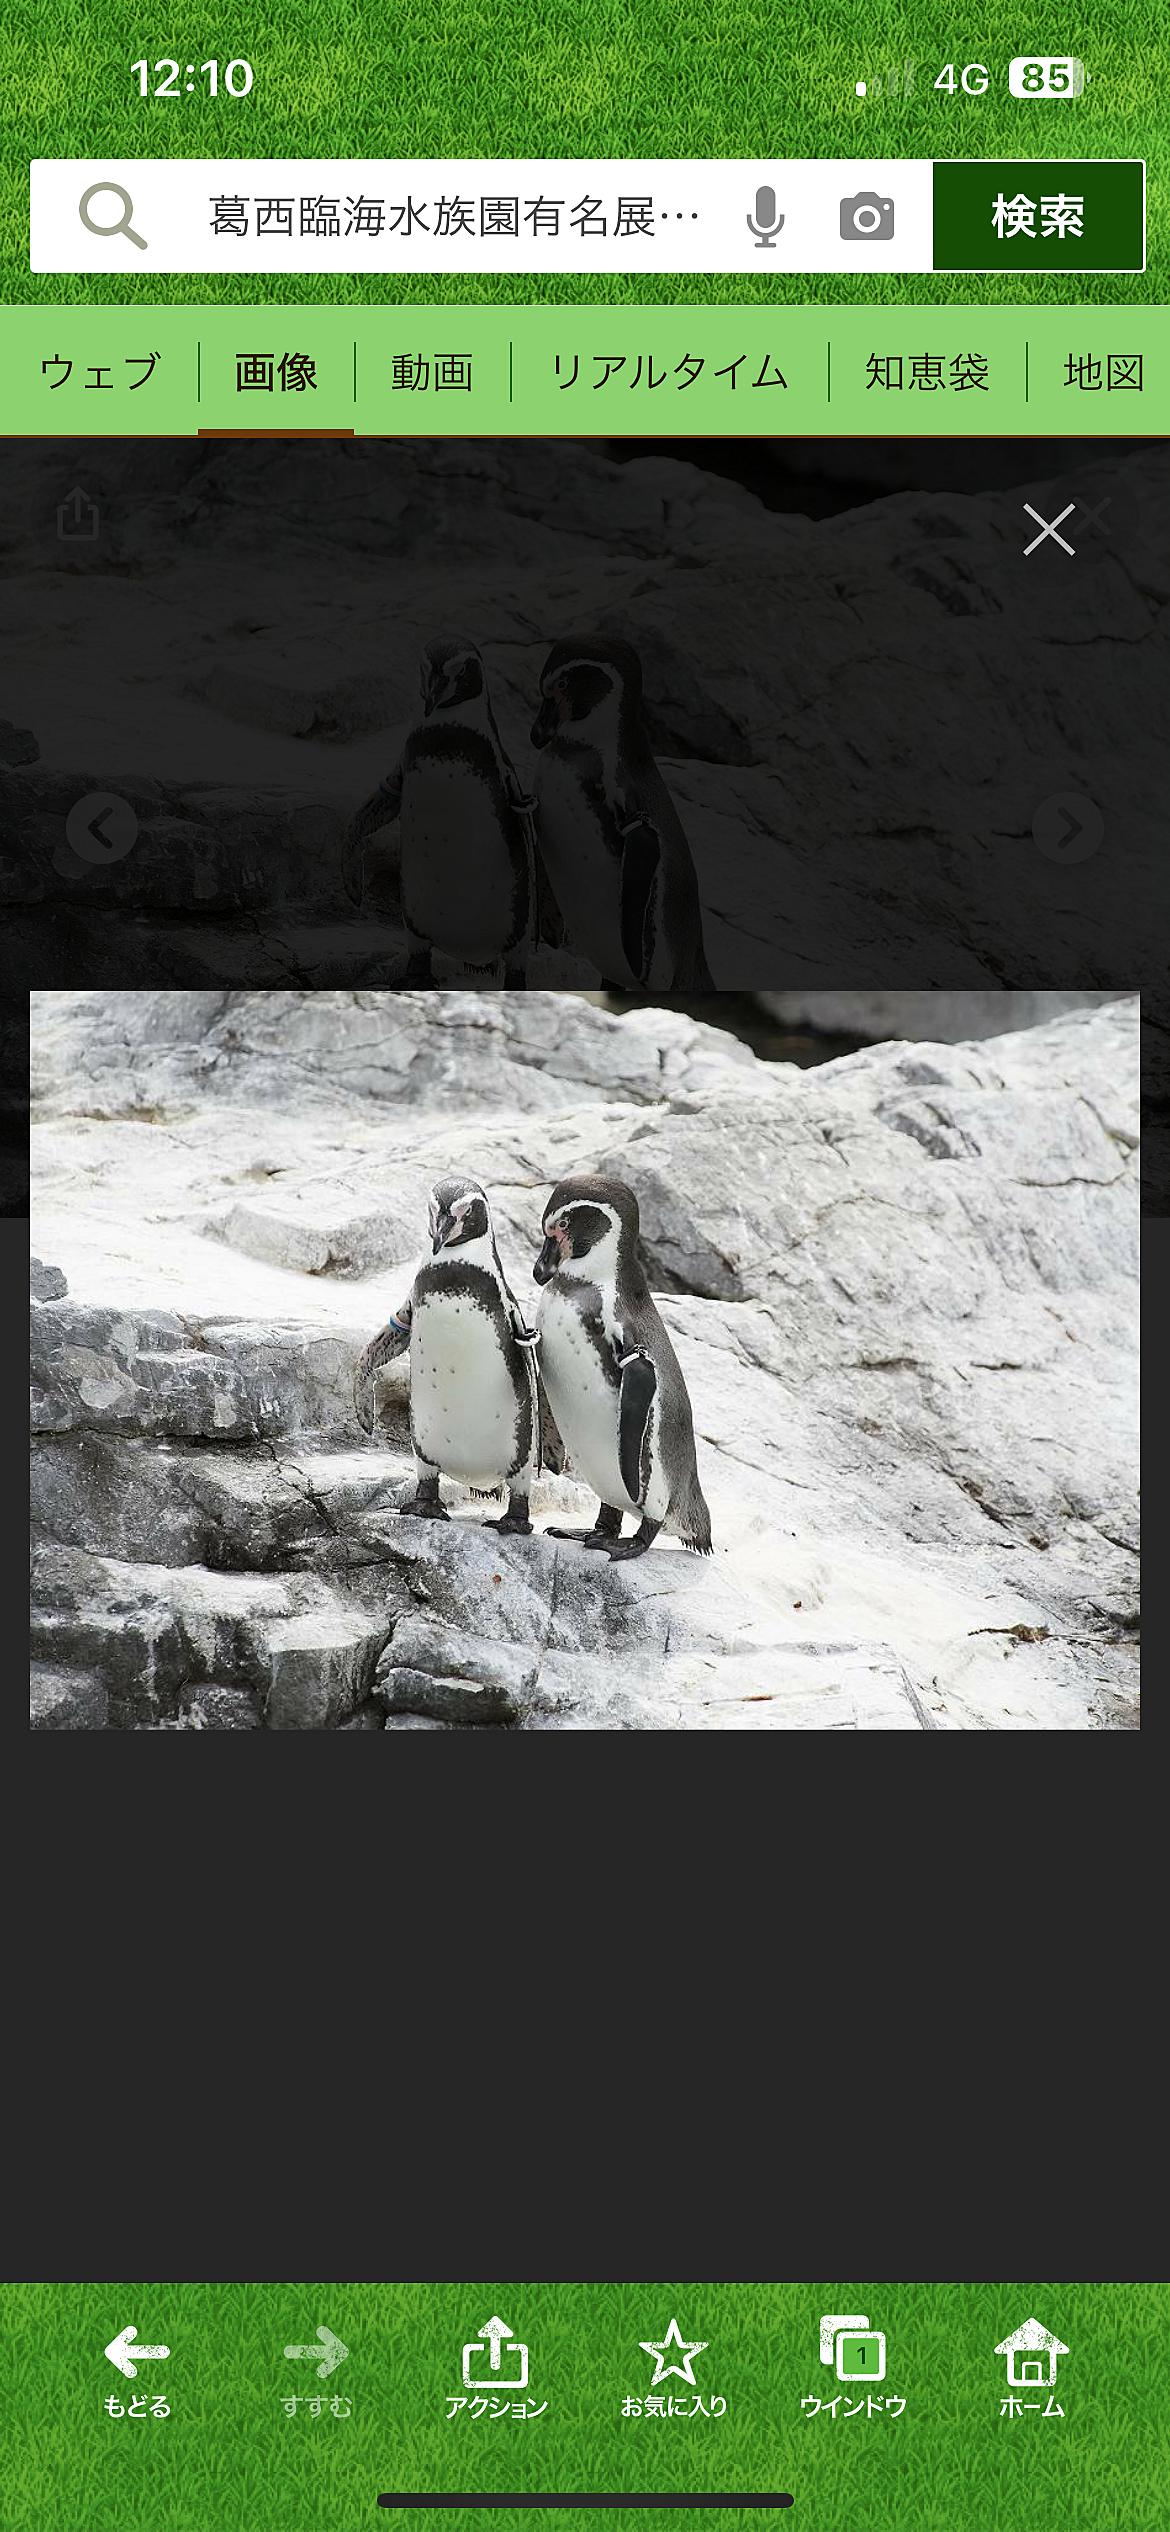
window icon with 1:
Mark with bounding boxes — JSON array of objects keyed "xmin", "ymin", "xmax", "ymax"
[{"xmin": 820, "ymin": 2313, "xmax": 887, "ymax": 2380}]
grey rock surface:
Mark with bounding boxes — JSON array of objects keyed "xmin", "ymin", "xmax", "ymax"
[
  {"xmin": 0, "ymin": 717, "xmax": 38, "ymax": 767},
  {"xmin": 29, "ymin": 989, "xmax": 1140, "ymax": 1729},
  {"xmin": 755, "ymin": 991, "xmax": 1124, "ymax": 1045},
  {"xmin": 31, "ymin": 1256, "xmax": 68, "ymax": 1301},
  {"xmin": 30, "ymin": 1662, "xmax": 109, "ymax": 1731}
]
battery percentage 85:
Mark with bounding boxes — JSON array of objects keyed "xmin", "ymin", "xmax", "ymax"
[{"xmin": 1009, "ymin": 58, "xmax": 1086, "ymax": 96}]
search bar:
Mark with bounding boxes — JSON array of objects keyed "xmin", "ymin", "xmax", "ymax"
[{"xmin": 31, "ymin": 158, "xmax": 933, "ymax": 272}]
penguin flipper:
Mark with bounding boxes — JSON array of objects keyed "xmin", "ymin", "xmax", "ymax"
[
  {"xmin": 506, "ymin": 1301, "xmax": 546, "ymax": 1475},
  {"xmin": 619, "ymin": 813, "xmax": 661, "ymax": 985},
  {"xmin": 617, "ymin": 1346, "xmax": 657, "ymax": 1509},
  {"xmin": 352, "ymin": 1303, "xmax": 412, "ymax": 1434},
  {"xmin": 341, "ymin": 765, "xmax": 403, "ymax": 907},
  {"xmin": 535, "ymin": 849, "xmax": 566, "ymax": 951},
  {"xmin": 538, "ymin": 1385, "xmax": 567, "ymax": 1478}
]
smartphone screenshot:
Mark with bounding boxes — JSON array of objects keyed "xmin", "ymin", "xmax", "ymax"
[
  {"xmin": 4, "ymin": 2282, "xmax": 1165, "ymax": 2530},
  {"xmin": 20, "ymin": 12, "xmax": 1143, "ymax": 1735}
]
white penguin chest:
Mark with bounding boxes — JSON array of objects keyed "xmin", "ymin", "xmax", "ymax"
[
  {"xmin": 410, "ymin": 1285, "xmax": 523, "ymax": 1483},
  {"xmin": 536, "ymin": 755, "xmax": 635, "ymax": 985},
  {"xmin": 538, "ymin": 1287, "xmax": 639, "ymax": 1515},
  {"xmin": 403, "ymin": 758, "xmax": 518, "ymax": 956}
]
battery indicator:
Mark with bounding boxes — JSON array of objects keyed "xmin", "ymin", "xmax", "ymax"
[{"xmin": 1009, "ymin": 57, "xmax": 1087, "ymax": 97}]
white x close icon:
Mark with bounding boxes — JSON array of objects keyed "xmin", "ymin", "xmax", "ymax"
[{"xmin": 1023, "ymin": 500, "xmax": 1077, "ymax": 557}]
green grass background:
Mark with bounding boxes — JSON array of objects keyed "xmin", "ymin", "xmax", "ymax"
[
  {"xmin": 3, "ymin": 0, "xmax": 1166, "ymax": 303},
  {"xmin": 2, "ymin": 2284, "xmax": 1167, "ymax": 2532}
]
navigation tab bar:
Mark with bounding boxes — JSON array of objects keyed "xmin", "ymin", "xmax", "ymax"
[{"xmin": 5, "ymin": 304, "xmax": 1161, "ymax": 434}]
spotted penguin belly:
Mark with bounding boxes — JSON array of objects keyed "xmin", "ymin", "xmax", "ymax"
[
  {"xmin": 402, "ymin": 763, "xmax": 521, "ymax": 961},
  {"xmin": 410, "ymin": 1292, "xmax": 524, "ymax": 1485}
]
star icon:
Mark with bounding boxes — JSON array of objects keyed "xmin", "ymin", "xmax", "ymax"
[{"xmin": 639, "ymin": 2319, "xmax": 709, "ymax": 2387}]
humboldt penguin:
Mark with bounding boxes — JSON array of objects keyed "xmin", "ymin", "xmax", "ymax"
[
  {"xmin": 353, "ymin": 1175, "xmax": 542, "ymax": 1534},
  {"xmin": 341, "ymin": 637, "xmax": 540, "ymax": 985},
  {"xmin": 530, "ymin": 636, "xmax": 714, "ymax": 990},
  {"xmin": 532, "ymin": 1172, "xmax": 713, "ymax": 1559}
]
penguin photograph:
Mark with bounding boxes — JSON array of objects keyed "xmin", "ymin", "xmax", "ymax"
[
  {"xmin": 30, "ymin": 986, "xmax": 1138, "ymax": 1730},
  {"xmin": 352, "ymin": 1162, "xmax": 714, "ymax": 1562},
  {"xmin": 341, "ymin": 625, "xmax": 713, "ymax": 993}
]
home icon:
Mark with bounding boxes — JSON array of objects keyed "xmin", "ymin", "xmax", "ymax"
[{"xmin": 994, "ymin": 2318, "xmax": 1069, "ymax": 2388}]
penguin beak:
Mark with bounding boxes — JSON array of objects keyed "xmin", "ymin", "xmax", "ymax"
[
  {"xmin": 531, "ymin": 695, "xmax": 556, "ymax": 749},
  {"xmin": 533, "ymin": 1234, "xmax": 559, "ymax": 1285},
  {"xmin": 432, "ymin": 1212, "xmax": 452, "ymax": 1253}
]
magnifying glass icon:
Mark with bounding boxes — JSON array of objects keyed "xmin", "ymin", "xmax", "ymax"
[{"xmin": 79, "ymin": 181, "xmax": 147, "ymax": 249}]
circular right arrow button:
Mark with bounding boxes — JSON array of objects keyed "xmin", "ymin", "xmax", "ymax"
[{"xmin": 1031, "ymin": 792, "xmax": 1105, "ymax": 864}]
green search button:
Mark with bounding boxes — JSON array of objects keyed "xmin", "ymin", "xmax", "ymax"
[{"xmin": 933, "ymin": 159, "xmax": 1145, "ymax": 271}]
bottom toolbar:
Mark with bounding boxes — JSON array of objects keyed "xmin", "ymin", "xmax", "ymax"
[
  {"xmin": 4, "ymin": 304, "xmax": 1161, "ymax": 434},
  {"xmin": 7, "ymin": 2283, "xmax": 1160, "ymax": 2532}
]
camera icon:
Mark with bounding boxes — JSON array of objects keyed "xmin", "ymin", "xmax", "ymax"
[
  {"xmin": 840, "ymin": 190, "xmax": 895, "ymax": 240},
  {"xmin": 820, "ymin": 2314, "xmax": 887, "ymax": 2382}
]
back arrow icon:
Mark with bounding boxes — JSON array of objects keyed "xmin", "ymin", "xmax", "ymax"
[
  {"xmin": 284, "ymin": 2326, "xmax": 348, "ymax": 2378},
  {"xmin": 105, "ymin": 2326, "xmax": 170, "ymax": 2378},
  {"xmin": 63, "ymin": 790, "xmax": 137, "ymax": 865}
]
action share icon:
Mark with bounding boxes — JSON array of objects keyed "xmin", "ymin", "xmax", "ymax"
[{"xmin": 463, "ymin": 2315, "xmax": 529, "ymax": 2390}]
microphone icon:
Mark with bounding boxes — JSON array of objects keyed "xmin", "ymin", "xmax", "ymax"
[{"xmin": 747, "ymin": 183, "xmax": 784, "ymax": 247}]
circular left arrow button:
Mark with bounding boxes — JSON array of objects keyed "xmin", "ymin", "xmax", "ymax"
[{"xmin": 65, "ymin": 792, "xmax": 138, "ymax": 865}]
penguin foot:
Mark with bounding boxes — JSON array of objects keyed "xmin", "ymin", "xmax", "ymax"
[
  {"xmin": 607, "ymin": 1516, "xmax": 663, "ymax": 1561},
  {"xmin": 484, "ymin": 1488, "xmax": 532, "ymax": 1536},
  {"xmin": 548, "ymin": 1525, "xmax": 622, "ymax": 1550},
  {"xmin": 398, "ymin": 1492, "xmax": 449, "ymax": 1522},
  {"xmin": 547, "ymin": 1505, "xmax": 623, "ymax": 1550},
  {"xmin": 382, "ymin": 952, "xmax": 435, "ymax": 988}
]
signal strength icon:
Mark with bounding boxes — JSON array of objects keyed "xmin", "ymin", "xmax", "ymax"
[{"xmin": 856, "ymin": 62, "xmax": 915, "ymax": 96}]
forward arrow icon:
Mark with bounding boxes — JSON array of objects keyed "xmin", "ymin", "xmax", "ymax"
[{"xmin": 284, "ymin": 2325, "xmax": 349, "ymax": 2379}]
